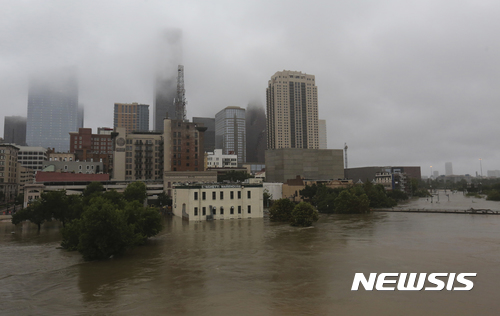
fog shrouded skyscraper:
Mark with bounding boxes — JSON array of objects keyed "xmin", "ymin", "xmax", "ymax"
[
  {"xmin": 26, "ymin": 69, "xmax": 78, "ymax": 152},
  {"xmin": 193, "ymin": 117, "xmax": 215, "ymax": 153},
  {"xmin": 215, "ymin": 106, "xmax": 246, "ymax": 164},
  {"xmin": 445, "ymin": 162, "xmax": 453, "ymax": 176},
  {"xmin": 4, "ymin": 116, "xmax": 27, "ymax": 146},
  {"xmin": 266, "ymin": 70, "xmax": 319, "ymax": 149},
  {"xmin": 245, "ymin": 103, "xmax": 266, "ymax": 163},
  {"xmin": 154, "ymin": 29, "xmax": 182, "ymax": 131}
]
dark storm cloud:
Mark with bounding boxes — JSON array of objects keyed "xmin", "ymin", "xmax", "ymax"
[{"xmin": 1, "ymin": 0, "xmax": 499, "ymax": 175}]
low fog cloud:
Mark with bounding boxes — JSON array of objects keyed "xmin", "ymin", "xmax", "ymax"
[{"xmin": 1, "ymin": 0, "xmax": 500, "ymax": 176}]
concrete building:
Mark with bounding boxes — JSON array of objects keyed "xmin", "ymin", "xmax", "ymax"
[
  {"xmin": 3, "ymin": 116, "xmax": 27, "ymax": 146},
  {"xmin": 206, "ymin": 149, "xmax": 238, "ymax": 168},
  {"xmin": 193, "ymin": 117, "xmax": 215, "ymax": 153},
  {"xmin": 48, "ymin": 152, "xmax": 75, "ymax": 162},
  {"xmin": 17, "ymin": 166, "xmax": 35, "ymax": 194},
  {"xmin": 318, "ymin": 119, "xmax": 327, "ymax": 149},
  {"xmin": 69, "ymin": 128, "xmax": 113, "ymax": 173},
  {"xmin": 113, "ymin": 102, "xmax": 149, "ymax": 133},
  {"xmin": 165, "ymin": 119, "xmax": 206, "ymax": 172},
  {"xmin": 172, "ymin": 183, "xmax": 263, "ymax": 221},
  {"xmin": 26, "ymin": 69, "xmax": 78, "ymax": 152},
  {"xmin": 215, "ymin": 106, "xmax": 246, "ymax": 164},
  {"xmin": 265, "ymin": 148, "xmax": 344, "ymax": 183},
  {"xmin": 112, "ymin": 128, "xmax": 164, "ymax": 181},
  {"xmin": 266, "ymin": 70, "xmax": 319, "ymax": 150},
  {"xmin": 42, "ymin": 161, "xmax": 104, "ymax": 174},
  {"xmin": 164, "ymin": 170, "xmax": 217, "ymax": 196},
  {"xmin": 445, "ymin": 162, "xmax": 453, "ymax": 176},
  {"xmin": 17, "ymin": 146, "xmax": 48, "ymax": 171},
  {"xmin": 0, "ymin": 144, "xmax": 19, "ymax": 201}
]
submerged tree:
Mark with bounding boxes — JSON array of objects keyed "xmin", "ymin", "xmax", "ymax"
[
  {"xmin": 269, "ymin": 198, "xmax": 295, "ymax": 222},
  {"xmin": 290, "ymin": 202, "xmax": 319, "ymax": 227}
]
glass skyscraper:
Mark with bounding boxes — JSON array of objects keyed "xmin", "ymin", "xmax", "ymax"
[
  {"xmin": 215, "ymin": 106, "xmax": 246, "ymax": 164},
  {"xmin": 26, "ymin": 69, "xmax": 79, "ymax": 152}
]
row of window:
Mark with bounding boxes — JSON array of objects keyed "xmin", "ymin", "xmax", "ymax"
[
  {"xmin": 193, "ymin": 205, "xmax": 251, "ymax": 216},
  {"xmin": 194, "ymin": 190, "xmax": 251, "ymax": 201}
]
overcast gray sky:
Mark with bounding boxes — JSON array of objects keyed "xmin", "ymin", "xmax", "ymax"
[{"xmin": 1, "ymin": 0, "xmax": 499, "ymax": 177}]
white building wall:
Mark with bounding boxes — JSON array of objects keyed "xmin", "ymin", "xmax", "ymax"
[
  {"xmin": 263, "ymin": 182, "xmax": 283, "ymax": 201},
  {"xmin": 173, "ymin": 184, "xmax": 263, "ymax": 221}
]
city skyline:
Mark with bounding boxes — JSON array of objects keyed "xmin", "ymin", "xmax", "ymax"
[{"xmin": 2, "ymin": 1, "xmax": 500, "ymax": 175}]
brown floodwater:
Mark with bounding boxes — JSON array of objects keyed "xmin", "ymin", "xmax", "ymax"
[{"xmin": 1, "ymin": 192, "xmax": 500, "ymax": 315}]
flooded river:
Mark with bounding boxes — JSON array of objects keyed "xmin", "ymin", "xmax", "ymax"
[{"xmin": 1, "ymin": 193, "xmax": 500, "ymax": 315}]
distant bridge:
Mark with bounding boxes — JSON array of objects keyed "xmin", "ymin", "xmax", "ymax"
[{"xmin": 373, "ymin": 208, "xmax": 500, "ymax": 215}]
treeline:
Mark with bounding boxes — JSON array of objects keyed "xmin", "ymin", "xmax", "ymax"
[
  {"xmin": 300, "ymin": 181, "xmax": 409, "ymax": 214},
  {"xmin": 12, "ymin": 182, "xmax": 163, "ymax": 261}
]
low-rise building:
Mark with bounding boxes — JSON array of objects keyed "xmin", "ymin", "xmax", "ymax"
[
  {"xmin": 173, "ymin": 183, "xmax": 263, "ymax": 221},
  {"xmin": 17, "ymin": 146, "xmax": 48, "ymax": 171},
  {"xmin": 206, "ymin": 149, "xmax": 237, "ymax": 168},
  {"xmin": 42, "ymin": 161, "xmax": 104, "ymax": 174},
  {"xmin": 282, "ymin": 176, "xmax": 352, "ymax": 202}
]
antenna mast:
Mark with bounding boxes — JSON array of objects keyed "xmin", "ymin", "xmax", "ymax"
[
  {"xmin": 174, "ymin": 65, "xmax": 187, "ymax": 121},
  {"xmin": 344, "ymin": 142, "xmax": 348, "ymax": 169}
]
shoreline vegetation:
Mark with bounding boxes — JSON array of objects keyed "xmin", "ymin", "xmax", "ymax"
[{"xmin": 12, "ymin": 181, "xmax": 164, "ymax": 261}]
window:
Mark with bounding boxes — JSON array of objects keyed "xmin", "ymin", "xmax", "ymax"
[
  {"xmin": 230, "ymin": 206, "xmax": 234, "ymax": 214},
  {"xmin": 247, "ymin": 205, "xmax": 251, "ymax": 214},
  {"xmin": 194, "ymin": 207, "xmax": 198, "ymax": 216},
  {"xmin": 230, "ymin": 191, "xmax": 234, "ymax": 199},
  {"xmin": 202, "ymin": 192, "xmax": 206, "ymax": 200},
  {"xmin": 238, "ymin": 206, "xmax": 241, "ymax": 214},
  {"xmin": 220, "ymin": 207, "xmax": 224, "ymax": 215},
  {"xmin": 194, "ymin": 192, "xmax": 198, "ymax": 200},
  {"xmin": 213, "ymin": 207, "xmax": 216, "ymax": 215},
  {"xmin": 238, "ymin": 191, "xmax": 241, "ymax": 199},
  {"xmin": 247, "ymin": 191, "xmax": 251, "ymax": 199},
  {"xmin": 212, "ymin": 191, "xmax": 216, "ymax": 200},
  {"xmin": 220, "ymin": 191, "xmax": 224, "ymax": 200},
  {"xmin": 202, "ymin": 207, "xmax": 206, "ymax": 215}
]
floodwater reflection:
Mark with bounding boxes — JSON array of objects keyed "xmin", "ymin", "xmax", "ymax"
[{"xmin": 1, "ymin": 208, "xmax": 500, "ymax": 315}]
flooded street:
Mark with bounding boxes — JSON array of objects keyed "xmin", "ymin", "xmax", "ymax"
[{"xmin": 1, "ymin": 193, "xmax": 500, "ymax": 315}]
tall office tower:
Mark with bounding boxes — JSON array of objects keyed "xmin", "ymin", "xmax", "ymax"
[
  {"xmin": 0, "ymin": 144, "xmax": 19, "ymax": 200},
  {"xmin": 193, "ymin": 117, "xmax": 215, "ymax": 152},
  {"xmin": 245, "ymin": 104, "xmax": 266, "ymax": 163},
  {"xmin": 77, "ymin": 105, "xmax": 84, "ymax": 129},
  {"xmin": 26, "ymin": 69, "xmax": 78, "ymax": 152},
  {"xmin": 318, "ymin": 119, "xmax": 327, "ymax": 149},
  {"xmin": 113, "ymin": 102, "xmax": 149, "ymax": 134},
  {"xmin": 266, "ymin": 70, "xmax": 319, "ymax": 149},
  {"xmin": 173, "ymin": 65, "xmax": 187, "ymax": 121},
  {"xmin": 4, "ymin": 116, "xmax": 27, "ymax": 146},
  {"xmin": 215, "ymin": 106, "xmax": 246, "ymax": 164},
  {"xmin": 154, "ymin": 29, "xmax": 182, "ymax": 131},
  {"xmin": 445, "ymin": 162, "xmax": 453, "ymax": 176}
]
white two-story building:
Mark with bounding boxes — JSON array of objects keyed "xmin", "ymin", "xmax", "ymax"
[{"xmin": 173, "ymin": 183, "xmax": 263, "ymax": 221}]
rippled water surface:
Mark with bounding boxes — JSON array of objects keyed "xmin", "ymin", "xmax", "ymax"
[{"xmin": 1, "ymin": 195, "xmax": 500, "ymax": 315}]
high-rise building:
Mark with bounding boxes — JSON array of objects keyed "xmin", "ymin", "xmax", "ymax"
[
  {"xmin": 193, "ymin": 117, "xmax": 215, "ymax": 153},
  {"xmin": 77, "ymin": 105, "xmax": 84, "ymax": 129},
  {"xmin": 318, "ymin": 119, "xmax": 327, "ymax": 149},
  {"xmin": 266, "ymin": 70, "xmax": 319, "ymax": 149},
  {"xmin": 154, "ymin": 30, "xmax": 182, "ymax": 131},
  {"xmin": 26, "ymin": 69, "xmax": 78, "ymax": 152},
  {"xmin": 215, "ymin": 106, "xmax": 246, "ymax": 164},
  {"xmin": 445, "ymin": 162, "xmax": 453, "ymax": 176},
  {"xmin": 245, "ymin": 104, "xmax": 266, "ymax": 163},
  {"xmin": 3, "ymin": 116, "xmax": 27, "ymax": 146},
  {"xmin": 113, "ymin": 102, "xmax": 149, "ymax": 134}
]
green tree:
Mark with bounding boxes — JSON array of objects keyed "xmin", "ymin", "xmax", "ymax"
[
  {"xmin": 299, "ymin": 184, "xmax": 318, "ymax": 203},
  {"xmin": 123, "ymin": 181, "xmax": 147, "ymax": 203},
  {"xmin": 11, "ymin": 200, "xmax": 52, "ymax": 231},
  {"xmin": 386, "ymin": 189, "xmax": 409, "ymax": 202},
  {"xmin": 82, "ymin": 182, "xmax": 104, "ymax": 203},
  {"xmin": 334, "ymin": 190, "xmax": 370, "ymax": 214},
  {"xmin": 314, "ymin": 185, "xmax": 339, "ymax": 213},
  {"xmin": 486, "ymin": 190, "xmax": 500, "ymax": 201},
  {"xmin": 75, "ymin": 197, "xmax": 135, "ymax": 261},
  {"xmin": 290, "ymin": 202, "xmax": 319, "ymax": 227},
  {"xmin": 263, "ymin": 189, "xmax": 272, "ymax": 208},
  {"xmin": 269, "ymin": 198, "xmax": 295, "ymax": 222},
  {"xmin": 156, "ymin": 192, "xmax": 172, "ymax": 207}
]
